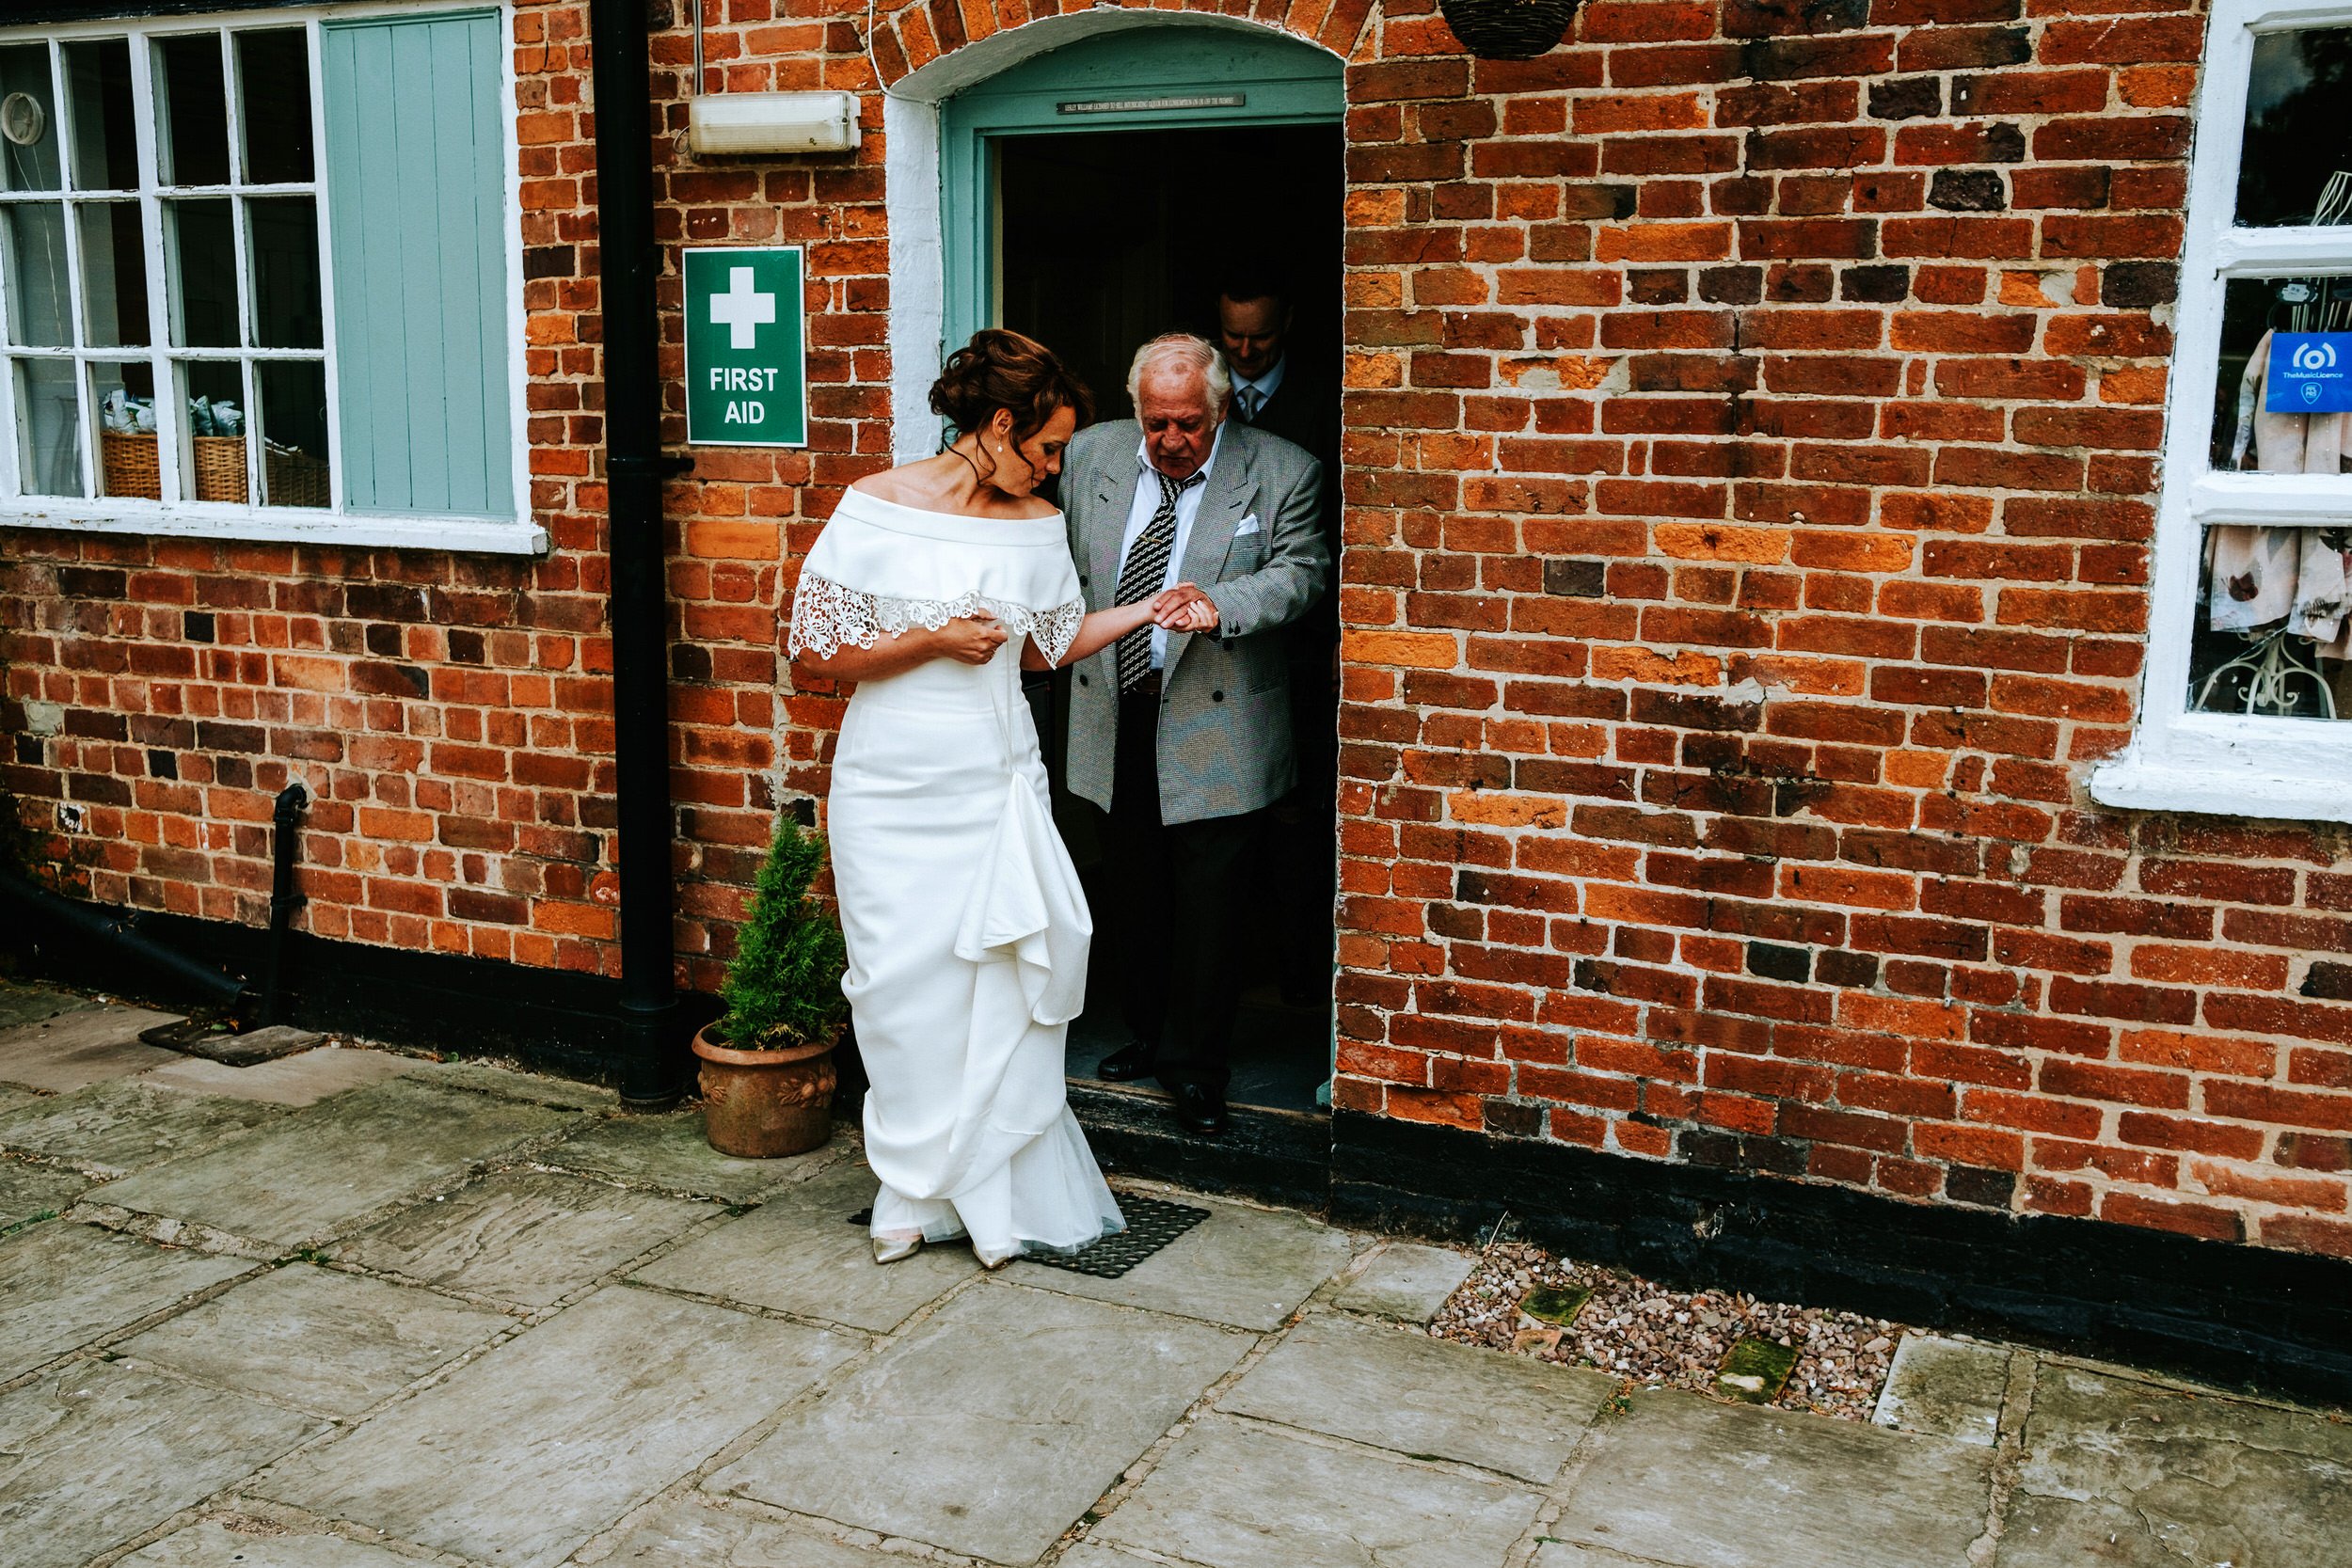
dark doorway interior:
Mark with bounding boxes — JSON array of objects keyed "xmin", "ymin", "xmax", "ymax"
[
  {"xmin": 999, "ymin": 122, "xmax": 1343, "ymax": 1117},
  {"xmin": 996, "ymin": 124, "xmax": 1344, "ymax": 422}
]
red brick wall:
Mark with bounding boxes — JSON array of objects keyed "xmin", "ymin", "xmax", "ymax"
[{"xmin": 5, "ymin": 0, "xmax": 2350, "ymax": 1259}]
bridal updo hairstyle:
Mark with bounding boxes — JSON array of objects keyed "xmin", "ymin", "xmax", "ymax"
[{"xmin": 929, "ymin": 329, "xmax": 1095, "ymax": 448}]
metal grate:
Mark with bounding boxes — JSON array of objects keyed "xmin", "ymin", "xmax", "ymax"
[
  {"xmin": 1026, "ymin": 1196, "xmax": 1209, "ymax": 1278},
  {"xmin": 846, "ymin": 1195, "xmax": 1210, "ymax": 1279}
]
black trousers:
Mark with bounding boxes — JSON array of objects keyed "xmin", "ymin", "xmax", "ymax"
[{"xmin": 1106, "ymin": 688, "xmax": 1261, "ymax": 1092}]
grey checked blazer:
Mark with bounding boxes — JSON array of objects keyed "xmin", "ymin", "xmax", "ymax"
[{"xmin": 1062, "ymin": 419, "xmax": 1328, "ymax": 825}]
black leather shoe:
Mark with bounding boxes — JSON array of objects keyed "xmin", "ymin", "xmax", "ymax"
[
  {"xmin": 1097, "ymin": 1041, "xmax": 1157, "ymax": 1083},
  {"xmin": 1169, "ymin": 1082, "xmax": 1228, "ymax": 1138}
]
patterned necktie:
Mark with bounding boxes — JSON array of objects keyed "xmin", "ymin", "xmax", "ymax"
[{"xmin": 1113, "ymin": 466, "xmax": 1205, "ymax": 692}]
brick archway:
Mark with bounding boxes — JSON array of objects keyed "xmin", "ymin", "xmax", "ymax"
[{"xmin": 866, "ymin": 0, "xmax": 1364, "ymax": 91}]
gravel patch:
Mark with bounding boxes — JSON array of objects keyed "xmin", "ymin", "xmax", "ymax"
[{"xmin": 1428, "ymin": 1241, "xmax": 1907, "ymax": 1422}]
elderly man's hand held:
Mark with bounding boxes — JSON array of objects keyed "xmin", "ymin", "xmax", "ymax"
[{"xmin": 1152, "ymin": 582, "xmax": 1218, "ymax": 633}]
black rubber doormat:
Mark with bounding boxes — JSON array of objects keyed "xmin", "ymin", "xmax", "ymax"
[
  {"xmin": 1027, "ymin": 1196, "xmax": 1210, "ymax": 1278},
  {"xmin": 845, "ymin": 1195, "xmax": 1210, "ymax": 1278}
]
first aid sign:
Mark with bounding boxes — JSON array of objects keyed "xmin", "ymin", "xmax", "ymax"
[{"xmin": 684, "ymin": 247, "xmax": 808, "ymax": 447}]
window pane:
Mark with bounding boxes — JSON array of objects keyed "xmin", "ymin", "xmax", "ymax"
[
  {"xmin": 1, "ymin": 201, "xmax": 72, "ymax": 345},
  {"xmin": 178, "ymin": 357, "xmax": 248, "ymax": 502},
  {"xmin": 246, "ymin": 196, "xmax": 320, "ymax": 348},
  {"xmin": 154, "ymin": 33, "xmax": 230, "ymax": 189},
  {"xmin": 235, "ymin": 30, "xmax": 312, "ymax": 185},
  {"xmin": 2189, "ymin": 525, "xmax": 2352, "ymax": 721},
  {"xmin": 0, "ymin": 44, "xmax": 62, "ymax": 193},
  {"xmin": 2209, "ymin": 275, "xmax": 2352, "ymax": 472},
  {"xmin": 13, "ymin": 356, "xmax": 82, "ymax": 495},
  {"xmin": 91, "ymin": 359, "xmax": 161, "ymax": 499},
  {"xmin": 257, "ymin": 358, "xmax": 327, "ymax": 507},
  {"xmin": 2239, "ymin": 29, "xmax": 2352, "ymax": 229},
  {"xmin": 165, "ymin": 197, "xmax": 238, "ymax": 347},
  {"xmin": 76, "ymin": 200, "xmax": 150, "ymax": 347},
  {"xmin": 63, "ymin": 40, "xmax": 136, "ymax": 193}
]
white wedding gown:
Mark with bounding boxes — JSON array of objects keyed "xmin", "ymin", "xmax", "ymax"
[{"xmin": 788, "ymin": 490, "xmax": 1124, "ymax": 1259}]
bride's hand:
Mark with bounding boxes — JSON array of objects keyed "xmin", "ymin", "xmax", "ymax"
[{"xmin": 932, "ymin": 614, "xmax": 1009, "ymax": 665}]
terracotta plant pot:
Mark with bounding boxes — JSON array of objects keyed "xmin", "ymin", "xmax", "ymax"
[{"xmin": 691, "ymin": 1023, "xmax": 838, "ymax": 1158}]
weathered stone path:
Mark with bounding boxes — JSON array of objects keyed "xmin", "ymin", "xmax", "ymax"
[{"xmin": 0, "ymin": 982, "xmax": 2344, "ymax": 1568}]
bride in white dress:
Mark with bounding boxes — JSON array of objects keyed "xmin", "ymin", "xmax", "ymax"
[{"xmin": 787, "ymin": 331, "xmax": 1210, "ymax": 1267}]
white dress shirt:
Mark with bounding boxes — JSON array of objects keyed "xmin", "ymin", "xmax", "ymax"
[
  {"xmin": 1232, "ymin": 355, "xmax": 1287, "ymax": 423},
  {"xmin": 1116, "ymin": 423, "xmax": 1226, "ymax": 669}
]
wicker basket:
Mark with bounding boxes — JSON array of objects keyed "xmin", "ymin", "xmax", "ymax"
[
  {"xmin": 99, "ymin": 431, "xmax": 163, "ymax": 500},
  {"xmin": 190, "ymin": 435, "xmax": 248, "ymax": 503},
  {"xmin": 101, "ymin": 430, "xmax": 253, "ymax": 502},
  {"xmin": 1437, "ymin": 0, "xmax": 1578, "ymax": 58},
  {"xmin": 264, "ymin": 443, "xmax": 330, "ymax": 508}
]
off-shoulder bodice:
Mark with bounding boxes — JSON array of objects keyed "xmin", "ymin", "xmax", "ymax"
[{"xmin": 787, "ymin": 490, "xmax": 1084, "ymax": 669}]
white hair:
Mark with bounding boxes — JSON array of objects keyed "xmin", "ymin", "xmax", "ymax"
[{"xmin": 1126, "ymin": 333, "xmax": 1232, "ymax": 418}]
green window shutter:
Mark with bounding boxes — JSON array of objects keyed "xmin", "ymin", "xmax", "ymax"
[{"xmin": 321, "ymin": 9, "xmax": 511, "ymax": 517}]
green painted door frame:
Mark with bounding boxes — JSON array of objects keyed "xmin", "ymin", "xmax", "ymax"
[{"xmin": 939, "ymin": 25, "xmax": 1344, "ymax": 355}]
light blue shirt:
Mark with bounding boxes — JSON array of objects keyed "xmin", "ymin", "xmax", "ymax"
[
  {"xmin": 1118, "ymin": 424, "xmax": 1226, "ymax": 669},
  {"xmin": 1232, "ymin": 354, "xmax": 1287, "ymax": 422}
]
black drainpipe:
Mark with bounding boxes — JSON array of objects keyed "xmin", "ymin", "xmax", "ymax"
[
  {"xmin": 259, "ymin": 782, "xmax": 308, "ymax": 1025},
  {"xmin": 589, "ymin": 0, "xmax": 689, "ymax": 1108}
]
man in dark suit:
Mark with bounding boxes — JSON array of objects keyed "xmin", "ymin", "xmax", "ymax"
[
  {"xmin": 1218, "ymin": 270, "xmax": 1343, "ymax": 1008},
  {"xmin": 1062, "ymin": 334, "xmax": 1328, "ymax": 1136}
]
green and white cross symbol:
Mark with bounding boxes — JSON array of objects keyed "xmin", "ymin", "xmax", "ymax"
[
  {"xmin": 684, "ymin": 246, "xmax": 808, "ymax": 448},
  {"xmin": 709, "ymin": 266, "xmax": 776, "ymax": 349}
]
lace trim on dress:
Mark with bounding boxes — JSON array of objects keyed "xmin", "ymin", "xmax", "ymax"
[{"xmin": 788, "ymin": 572, "xmax": 1087, "ymax": 666}]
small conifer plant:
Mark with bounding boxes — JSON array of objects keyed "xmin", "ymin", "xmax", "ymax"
[{"xmin": 717, "ymin": 816, "xmax": 850, "ymax": 1050}]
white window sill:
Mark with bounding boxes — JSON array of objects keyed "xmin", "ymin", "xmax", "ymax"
[
  {"xmin": 2089, "ymin": 756, "xmax": 2352, "ymax": 825},
  {"xmin": 0, "ymin": 502, "xmax": 547, "ymax": 556}
]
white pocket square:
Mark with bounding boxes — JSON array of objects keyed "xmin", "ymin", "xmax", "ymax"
[{"xmin": 1234, "ymin": 515, "xmax": 1262, "ymax": 535}]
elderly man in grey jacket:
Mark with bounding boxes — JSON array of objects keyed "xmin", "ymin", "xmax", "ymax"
[{"xmin": 1062, "ymin": 333, "xmax": 1328, "ymax": 1136}]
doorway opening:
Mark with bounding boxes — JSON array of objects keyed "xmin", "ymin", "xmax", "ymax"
[{"xmin": 939, "ymin": 31, "xmax": 1344, "ymax": 1122}]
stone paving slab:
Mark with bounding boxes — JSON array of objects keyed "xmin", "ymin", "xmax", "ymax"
[
  {"xmin": 0, "ymin": 1005, "xmax": 183, "ymax": 1092},
  {"xmin": 1549, "ymin": 1390, "xmax": 1994, "ymax": 1568},
  {"xmin": 1873, "ymin": 1334, "xmax": 2010, "ymax": 1448},
  {"xmin": 1533, "ymin": 1544, "xmax": 1682, "ymax": 1567},
  {"xmin": 262, "ymin": 1286, "xmax": 855, "ymax": 1568},
  {"xmin": 0, "ymin": 1160, "xmax": 89, "ymax": 1231},
  {"xmin": 1006, "ymin": 1193, "xmax": 1355, "ymax": 1331},
  {"xmin": 632, "ymin": 1158, "xmax": 977, "ymax": 1332},
  {"xmin": 712, "ymin": 1281, "xmax": 1251, "ymax": 1564},
  {"xmin": 0, "ymin": 1220, "xmax": 253, "ymax": 1381},
  {"xmin": 333, "ymin": 1169, "xmax": 716, "ymax": 1307},
  {"xmin": 0, "ymin": 1359, "xmax": 325, "ymax": 1568},
  {"xmin": 131, "ymin": 1046, "xmax": 420, "ymax": 1106},
  {"xmin": 1091, "ymin": 1414, "xmax": 1544, "ymax": 1568},
  {"xmin": 1331, "ymin": 1240, "xmax": 1476, "ymax": 1323},
  {"xmin": 1057, "ymin": 1547, "xmax": 1166, "ymax": 1568},
  {"xmin": 579, "ymin": 1497, "xmax": 896, "ymax": 1568},
  {"xmin": 0, "ymin": 984, "xmax": 99, "ymax": 1031},
  {"xmin": 420, "ymin": 1058, "xmax": 620, "ymax": 1111},
  {"xmin": 2008, "ymin": 1363, "xmax": 2352, "ymax": 1567},
  {"xmin": 0, "ymin": 1079, "xmax": 283, "ymax": 1175},
  {"xmin": 539, "ymin": 1111, "xmax": 825, "ymax": 1202},
  {"xmin": 119, "ymin": 1521, "xmax": 426, "ymax": 1568},
  {"xmin": 96, "ymin": 1076, "xmax": 580, "ymax": 1246},
  {"xmin": 117, "ymin": 1262, "xmax": 513, "ymax": 1418},
  {"xmin": 1222, "ymin": 1308, "xmax": 1614, "ymax": 1482}
]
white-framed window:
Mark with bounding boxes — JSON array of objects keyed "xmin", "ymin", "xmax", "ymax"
[
  {"xmin": 0, "ymin": 6, "xmax": 537, "ymax": 554},
  {"xmin": 2095, "ymin": 1, "xmax": 2352, "ymax": 823}
]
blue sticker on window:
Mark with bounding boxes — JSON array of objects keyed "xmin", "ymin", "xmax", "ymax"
[{"xmin": 2268, "ymin": 332, "xmax": 2352, "ymax": 413}]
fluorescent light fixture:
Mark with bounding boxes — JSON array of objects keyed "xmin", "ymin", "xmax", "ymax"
[{"xmin": 688, "ymin": 91, "xmax": 861, "ymax": 155}]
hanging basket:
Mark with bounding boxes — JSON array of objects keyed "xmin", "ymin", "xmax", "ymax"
[{"xmin": 1438, "ymin": 0, "xmax": 1579, "ymax": 59}]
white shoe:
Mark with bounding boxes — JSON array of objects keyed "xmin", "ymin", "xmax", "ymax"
[{"xmin": 871, "ymin": 1232, "xmax": 923, "ymax": 1265}]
